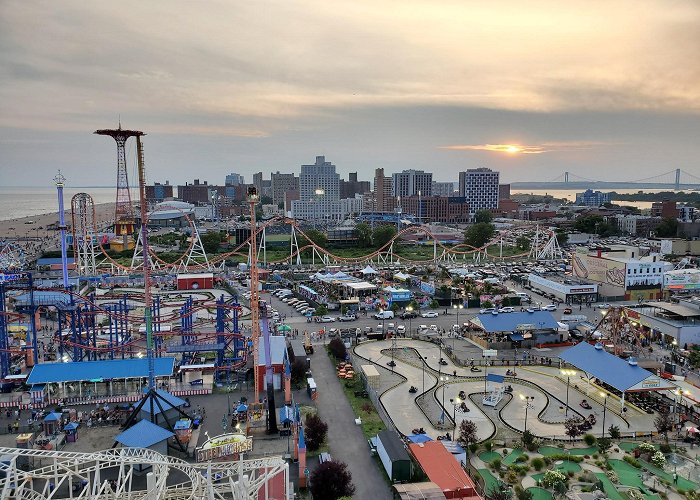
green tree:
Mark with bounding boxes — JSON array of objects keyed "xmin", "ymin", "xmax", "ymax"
[
  {"xmin": 655, "ymin": 217, "xmax": 679, "ymax": 238},
  {"xmin": 475, "ymin": 209, "xmax": 494, "ymax": 224},
  {"xmin": 464, "ymin": 223, "xmax": 495, "ymax": 248},
  {"xmin": 299, "ymin": 229, "xmax": 328, "ymax": 249},
  {"xmin": 309, "ymin": 460, "xmax": 355, "ymax": 500},
  {"xmin": 200, "ymin": 231, "xmax": 223, "ymax": 254},
  {"xmin": 373, "ymin": 225, "xmax": 398, "ymax": 248},
  {"xmin": 355, "ymin": 222, "xmax": 373, "ymax": 247},
  {"xmin": 515, "ymin": 236, "xmax": 531, "ymax": 250},
  {"xmin": 555, "ymin": 229, "xmax": 569, "ymax": 246},
  {"xmin": 315, "ymin": 304, "xmax": 329, "ymax": 316}
]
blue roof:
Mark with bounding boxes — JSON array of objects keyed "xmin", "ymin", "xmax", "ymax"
[
  {"xmin": 174, "ymin": 419, "xmax": 191, "ymax": 430},
  {"xmin": 115, "ymin": 419, "xmax": 174, "ymax": 448},
  {"xmin": 559, "ymin": 342, "xmax": 653, "ymax": 392},
  {"xmin": 43, "ymin": 412, "xmax": 62, "ymax": 422},
  {"xmin": 27, "ymin": 358, "xmax": 176, "ymax": 385},
  {"xmin": 279, "ymin": 406, "xmax": 294, "ymax": 424},
  {"xmin": 139, "ymin": 390, "xmax": 186, "ymax": 415},
  {"xmin": 475, "ymin": 311, "xmax": 558, "ymax": 333},
  {"xmin": 407, "ymin": 434, "xmax": 433, "ymax": 443},
  {"xmin": 64, "ymin": 422, "xmax": 79, "ymax": 431},
  {"xmin": 257, "ymin": 336, "xmax": 287, "ymax": 366},
  {"xmin": 487, "ymin": 373, "xmax": 505, "ymax": 383},
  {"xmin": 298, "ymin": 426, "xmax": 306, "ymax": 449}
]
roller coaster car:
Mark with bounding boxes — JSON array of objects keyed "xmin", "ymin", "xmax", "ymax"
[{"xmin": 409, "ymin": 386, "xmax": 418, "ymax": 394}]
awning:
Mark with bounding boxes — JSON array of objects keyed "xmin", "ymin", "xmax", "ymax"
[{"xmin": 510, "ymin": 334, "xmax": 524, "ymax": 341}]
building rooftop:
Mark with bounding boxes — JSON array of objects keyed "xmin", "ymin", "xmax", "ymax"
[{"xmin": 115, "ymin": 419, "xmax": 174, "ymax": 448}]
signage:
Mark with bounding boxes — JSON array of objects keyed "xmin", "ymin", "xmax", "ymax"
[
  {"xmin": 571, "ymin": 254, "xmax": 626, "ymax": 287},
  {"xmin": 483, "ymin": 349, "xmax": 498, "ymax": 358},
  {"xmin": 664, "ymin": 269, "xmax": 700, "ymax": 290},
  {"xmin": 515, "ymin": 324, "xmax": 536, "ymax": 331},
  {"xmin": 196, "ymin": 433, "xmax": 253, "ymax": 462},
  {"xmin": 420, "ymin": 281, "xmax": 436, "ymax": 296},
  {"xmin": 0, "ymin": 274, "xmax": 23, "ymax": 283},
  {"xmin": 641, "ymin": 379, "xmax": 661, "ymax": 389}
]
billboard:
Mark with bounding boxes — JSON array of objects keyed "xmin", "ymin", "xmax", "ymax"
[
  {"xmin": 571, "ymin": 254, "xmax": 626, "ymax": 287},
  {"xmin": 664, "ymin": 269, "xmax": 700, "ymax": 290}
]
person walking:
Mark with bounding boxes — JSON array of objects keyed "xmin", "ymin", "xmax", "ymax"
[{"xmin": 673, "ymin": 472, "xmax": 678, "ymax": 485}]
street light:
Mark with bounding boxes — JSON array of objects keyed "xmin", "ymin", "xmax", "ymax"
[
  {"xmin": 520, "ymin": 394, "xmax": 535, "ymax": 431},
  {"xmin": 600, "ymin": 392, "xmax": 608, "ymax": 438},
  {"xmin": 453, "ymin": 304, "xmax": 463, "ymax": 351},
  {"xmin": 450, "ymin": 396, "xmax": 462, "ymax": 425},
  {"xmin": 560, "ymin": 369, "xmax": 576, "ymax": 416},
  {"xmin": 440, "ymin": 375, "xmax": 449, "ymax": 424},
  {"xmin": 674, "ymin": 389, "xmax": 690, "ymax": 441},
  {"xmin": 406, "ymin": 305, "xmax": 414, "ymax": 337}
]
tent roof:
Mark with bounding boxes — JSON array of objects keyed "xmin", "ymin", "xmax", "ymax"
[
  {"xmin": 361, "ymin": 265, "xmax": 377, "ymax": 274},
  {"xmin": 115, "ymin": 419, "xmax": 174, "ymax": 448},
  {"xmin": 27, "ymin": 358, "xmax": 175, "ymax": 385},
  {"xmin": 559, "ymin": 342, "xmax": 662, "ymax": 392},
  {"xmin": 139, "ymin": 390, "xmax": 186, "ymax": 415},
  {"xmin": 641, "ymin": 302, "xmax": 700, "ymax": 318},
  {"xmin": 473, "ymin": 311, "xmax": 558, "ymax": 333}
]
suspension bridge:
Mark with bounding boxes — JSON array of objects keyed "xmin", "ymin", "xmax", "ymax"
[{"xmin": 511, "ymin": 168, "xmax": 700, "ymax": 190}]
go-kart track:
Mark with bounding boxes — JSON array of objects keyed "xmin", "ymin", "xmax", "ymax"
[{"xmin": 353, "ymin": 339, "xmax": 657, "ymax": 441}]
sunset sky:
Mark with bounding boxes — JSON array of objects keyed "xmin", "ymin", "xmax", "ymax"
[{"xmin": 1, "ymin": 1, "xmax": 699, "ymax": 187}]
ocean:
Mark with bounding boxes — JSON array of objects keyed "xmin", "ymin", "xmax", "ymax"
[
  {"xmin": 510, "ymin": 188, "xmax": 678, "ymax": 209},
  {"xmin": 0, "ymin": 186, "xmax": 117, "ymax": 221}
]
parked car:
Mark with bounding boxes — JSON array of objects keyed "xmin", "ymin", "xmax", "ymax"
[
  {"xmin": 396, "ymin": 325, "xmax": 406, "ymax": 335},
  {"xmin": 541, "ymin": 304, "xmax": 557, "ymax": 311},
  {"xmin": 374, "ymin": 310, "xmax": 395, "ymax": 320},
  {"xmin": 480, "ymin": 308, "xmax": 496, "ymax": 314},
  {"xmin": 319, "ymin": 316, "xmax": 335, "ymax": 323},
  {"xmin": 498, "ymin": 307, "xmax": 515, "ymax": 313},
  {"xmin": 421, "ymin": 311, "xmax": 438, "ymax": 318},
  {"xmin": 337, "ymin": 314, "xmax": 356, "ymax": 322},
  {"xmin": 563, "ymin": 307, "xmax": 573, "ymax": 314},
  {"xmin": 400, "ymin": 310, "xmax": 418, "ymax": 319},
  {"xmin": 595, "ymin": 303, "xmax": 612, "ymax": 309}
]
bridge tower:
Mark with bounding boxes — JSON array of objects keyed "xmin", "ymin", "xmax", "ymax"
[
  {"xmin": 564, "ymin": 171, "xmax": 569, "ymax": 183},
  {"xmin": 676, "ymin": 168, "xmax": 681, "ymax": 190}
]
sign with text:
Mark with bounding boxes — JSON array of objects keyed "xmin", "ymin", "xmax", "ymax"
[
  {"xmin": 196, "ymin": 433, "xmax": 253, "ymax": 462},
  {"xmin": 483, "ymin": 349, "xmax": 498, "ymax": 358}
]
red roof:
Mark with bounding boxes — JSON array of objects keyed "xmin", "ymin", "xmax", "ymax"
[{"xmin": 408, "ymin": 441, "xmax": 481, "ymax": 499}]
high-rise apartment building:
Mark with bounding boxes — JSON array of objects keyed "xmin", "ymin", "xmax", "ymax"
[
  {"xmin": 392, "ymin": 170, "xmax": 432, "ymax": 198},
  {"xmin": 225, "ymin": 172, "xmax": 245, "ymax": 186},
  {"xmin": 339, "ymin": 172, "xmax": 371, "ymax": 199},
  {"xmin": 432, "ymin": 181, "xmax": 455, "ymax": 197},
  {"xmin": 498, "ymin": 184, "xmax": 511, "ymax": 200},
  {"xmin": 458, "ymin": 168, "xmax": 500, "ymax": 218},
  {"xmin": 253, "ymin": 172, "xmax": 264, "ymax": 193},
  {"xmin": 146, "ymin": 181, "xmax": 174, "ymax": 203},
  {"xmin": 575, "ymin": 189, "xmax": 611, "ymax": 207},
  {"xmin": 373, "ymin": 168, "xmax": 395, "ymax": 212},
  {"xmin": 292, "ymin": 156, "xmax": 341, "ymax": 220},
  {"xmin": 270, "ymin": 172, "xmax": 299, "ymax": 207}
]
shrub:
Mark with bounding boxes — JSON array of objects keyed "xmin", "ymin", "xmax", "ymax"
[
  {"xmin": 531, "ymin": 457, "xmax": 545, "ymax": 471},
  {"xmin": 516, "ymin": 488, "xmax": 533, "ymax": 500},
  {"xmin": 328, "ymin": 337, "xmax": 347, "ymax": 360},
  {"xmin": 516, "ymin": 453, "xmax": 529, "ymax": 463},
  {"xmin": 651, "ymin": 451, "xmax": 666, "ymax": 468},
  {"xmin": 304, "ymin": 414, "xmax": 328, "ymax": 452},
  {"xmin": 490, "ymin": 458, "xmax": 502, "ymax": 470},
  {"xmin": 484, "ymin": 441, "xmax": 493, "ymax": 451},
  {"xmin": 608, "ymin": 425, "xmax": 621, "ymax": 439},
  {"xmin": 659, "ymin": 443, "xmax": 672, "ymax": 454},
  {"xmin": 624, "ymin": 455, "xmax": 641, "ymax": 468},
  {"xmin": 638, "ymin": 442, "xmax": 656, "ymax": 453},
  {"xmin": 541, "ymin": 469, "xmax": 567, "ymax": 489},
  {"xmin": 469, "ymin": 443, "xmax": 479, "ymax": 454},
  {"xmin": 583, "ymin": 433, "xmax": 597, "ymax": 446},
  {"xmin": 505, "ymin": 470, "xmax": 519, "ymax": 484}
]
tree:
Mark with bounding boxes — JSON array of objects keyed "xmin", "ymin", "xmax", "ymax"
[
  {"xmin": 555, "ymin": 229, "xmax": 569, "ymax": 245},
  {"xmin": 475, "ymin": 209, "xmax": 494, "ymax": 224},
  {"xmin": 328, "ymin": 338, "xmax": 347, "ymax": 360},
  {"xmin": 654, "ymin": 408, "xmax": 673, "ymax": 442},
  {"xmin": 315, "ymin": 304, "xmax": 329, "ymax": 316},
  {"xmin": 541, "ymin": 470, "xmax": 567, "ymax": 489},
  {"xmin": 309, "ymin": 460, "xmax": 355, "ymax": 500},
  {"xmin": 300, "ymin": 229, "xmax": 328, "ymax": 249},
  {"xmin": 457, "ymin": 420, "xmax": 478, "ymax": 448},
  {"xmin": 597, "ymin": 437, "xmax": 612, "ymax": 455},
  {"xmin": 355, "ymin": 222, "xmax": 372, "ymax": 247},
  {"xmin": 200, "ymin": 231, "xmax": 223, "ymax": 254},
  {"xmin": 486, "ymin": 482, "xmax": 512, "ymax": 500},
  {"xmin": 465, "ymin": 223, "xmax": 495, "ymax": 248},
  {"xmin": 655, "ymin": 217, "xmax": 679, "ymax": 238},
  {"xmin": 608, "ymin": 424, "xmax": 621, "ymax": 439},
  {"xmin": 515, "ymin": 236, "xmax": 531, "ymax": 250},
  {"xmin": 304, "ymin": 414, "xmax": 328, "ymax": 452},
  {"xmin": 373, "ymin": 225, "xmax": 397, "ymax": 248},
  {"xmin": 564, "ymin": 417, "xmax": 583, "ymax": 441},
  {"xmin": 290, "ymin": 358, "xmax": 307, "ymax": 384},
  {"xmin": 520, "ymin": 429, "xmax": 537, "ymax": 451}
]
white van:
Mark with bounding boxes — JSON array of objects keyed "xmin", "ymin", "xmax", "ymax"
[{"xmin": 374, "ymin": 310, "xmax": 394, "ymax": 320}]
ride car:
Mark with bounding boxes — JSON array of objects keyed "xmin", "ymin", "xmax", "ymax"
[{"xmin": 421, "ymin": 311, "xmax": 438, "ymax": 318}]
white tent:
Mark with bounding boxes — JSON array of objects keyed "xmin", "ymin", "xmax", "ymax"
[{"xmin": 361, "ymin": 265, "xmax": 377, "ymax": 275}]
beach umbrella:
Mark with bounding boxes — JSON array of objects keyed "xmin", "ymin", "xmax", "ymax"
[
  {"xmin": 278, "ymin": 324, "xmax": 292, "ymax": 332},
  {"xmin": 686, "ymin": 426, "xmax": 700, "ymax": 434}
]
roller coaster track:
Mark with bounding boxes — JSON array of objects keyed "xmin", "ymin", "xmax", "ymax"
[{"xmin": 95, "ymin": 215, "xmax": 554, "ymax": 274}]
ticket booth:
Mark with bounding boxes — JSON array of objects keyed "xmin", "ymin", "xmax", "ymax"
[
  {"xmin": 174, "ymin": 419, "xmax": 193, "ymax": 444},
  {"xmin": 64, "ymin": 422, "xmax": 79, "ymax": 443},
  {"xmin": 306, "ymin": 378, "xmax": 317, "ymax": 399}
]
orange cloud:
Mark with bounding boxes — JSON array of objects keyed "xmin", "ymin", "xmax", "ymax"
[{"xmin": 440, "ymin": 141, "xmax": 609, "ymax": 154}]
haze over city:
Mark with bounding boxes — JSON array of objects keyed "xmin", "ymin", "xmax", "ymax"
[{"xmin": 1, "ymin": 1, "xmax": 699, "ymax": 186}]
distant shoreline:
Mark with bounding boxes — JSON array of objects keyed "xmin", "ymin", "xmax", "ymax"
[{"xmin": 0, "ymin": 202, "xmax": 116, "ymax": 235}]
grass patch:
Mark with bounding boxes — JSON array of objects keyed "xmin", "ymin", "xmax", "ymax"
[
  {"xmin": 637, "ymin": 458, "xmax": 698, "ymax": 491},
  {"xmin": 478, "ymin": 469, "xmax": 501, "ymax": 494},
  {"xmin": 502, "ymin": 449, "xmax": 524, "ymax": 465},
  {"xmin": 479, "ymin": 451, "xmax": 501, "ymax": 463},
  {"xmin": 594, "ymin": 472, "xmax": 626, "ymax": 500},
  {"xmin": 538, "ymin": 446, "xmax": 597, "ymax": 456},
  {"xmin": 618, "ymin": 442, "xmax": 659, "ymax": 452},
  {"xmin": 337, "ymin": 366, "xmax": 386, "ymax": 439},
  {"xmin": 526, "ymin": 487, "xmax": 554, "ymax": 500}
]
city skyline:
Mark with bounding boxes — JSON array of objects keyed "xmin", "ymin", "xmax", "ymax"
[{"xmin": 2, "ymin": 1, "xmax": 699, "ymax": 187}]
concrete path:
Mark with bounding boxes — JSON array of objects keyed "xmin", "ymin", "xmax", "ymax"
[{"xmin": 314, "ymin": 347, "xmax": 393, "ymax": 500}]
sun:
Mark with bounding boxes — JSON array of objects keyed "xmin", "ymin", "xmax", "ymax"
[{"xmin": 505, "ymin": 145, "xmax": 521, "ymax": 154}]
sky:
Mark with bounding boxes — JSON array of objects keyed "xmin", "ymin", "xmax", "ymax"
[{"xmin": 1, "ymin": 0, "xmax": 699, "ymax": 188}]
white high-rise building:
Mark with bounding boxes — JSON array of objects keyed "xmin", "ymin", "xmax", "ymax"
[
  {"xmin": 458, "ymin": 168, "xmax": 500, "ymax": 219},
  {"xmin": 292, "ymin": 156, "xmax": 341, "ymax": 221},
  {"xmin": 392, "ymin": 170, "xmax": 432, "ymax": 198}
]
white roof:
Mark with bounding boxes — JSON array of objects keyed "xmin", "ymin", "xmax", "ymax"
[
  {"xmin": 177, "ymin": 273, "xmax": 214, "ymax": 279},
  {"xmin": 179, "ymin": 363, "xmax": 215, "ymax": 370},
  {"xmin": 344, "ymin": 282, "xmax": 377, "ymax": 291}
]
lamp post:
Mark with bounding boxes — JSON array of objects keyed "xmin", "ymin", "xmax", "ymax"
[
  {"xmin": 675, "ymin": 389, "xmax": 690, "ymax": 442},
  {"xmin": 520, "ymin": 394, "xmax": 535, "ymax": 431},
  {"xmin": 406, "ymin": 305, "xmax": 413, "ymax": 337},
  {"xmin": 422, "ymin": 356, "xmax": 427, "ymax": 394},
  {"xmin": 450, "ymin": 396, "xmax": 462, "ymax": 425},
  {"xmin": 453, "ymin": 304, "xmax": 463, "ymax": 351},
  {"xmin": 560, "ymin": 369, "xmax": 576, "ymax": 416},
  {"xmin": 440, "ymin": 375, "xmax": 449, "ymax": 424},
  {"xmin": 600, "ymin": 392, "xmax": 608, "ymax": 438}
]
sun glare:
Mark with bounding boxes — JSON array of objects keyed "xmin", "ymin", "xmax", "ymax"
[{"xmin": 505, "ymin": 145, "xmax": 521, "ymax": 154}]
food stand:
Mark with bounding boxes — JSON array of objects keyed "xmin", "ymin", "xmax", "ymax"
[
  {"xmin": 64, "ymin": 422, "xmax": 79, "ymax": 443},
  {"xmin": 174, "ymin": 419, "xmax": 193, "ymax": 444}
]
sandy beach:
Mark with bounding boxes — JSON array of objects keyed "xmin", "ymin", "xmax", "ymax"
[{"xmin": 0, "ymin": 203, "xmax": 117, "ymax": 262}]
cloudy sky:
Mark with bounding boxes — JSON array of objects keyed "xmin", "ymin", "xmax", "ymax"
[{"xmin": 1, "ymin": 0, "xmax": 699, "ymax": 188}]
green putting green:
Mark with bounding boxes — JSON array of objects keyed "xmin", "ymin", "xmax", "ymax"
[
  {"xmin": 638, "ymin": 459, "xmax": 698, "ymax": 491},
  {"xmin": 594, "ymin": 472, "xmax": 626, "ymax": 500},
  {"xmin": 478, "ymin": 469, "xmax": 500, "ymax": 494},
  {"xmin": 569, "ymin": 446, "xmax": 597, "ymax": 456},
  {"xmin": 538, "ymin": 446, "xmax": 597, "ymax": 456},
  {"xmin": 607, "ymin": 459, "xmax": 647, "ymax": 491},
  {"xmin": 618, "ymin": 442, "xmax": 658, "ymax": 452},
  {"xmin": 526, "ymin": 487, "xmax": 553, "ymax": 500},
  {"xmin": 502, "ymin": 449, "xmax": 524, "ymax": 465},
  {"xmin": 538, "ymin": 446, "xmax": 565, "ymax": 456},
  {"xmin": 479, "ymin": 451, "xmax": 502, "ymax": 463},
  {"xmin": 532, "ymin": 460, "xmax": 581, "ymax": 483}
]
